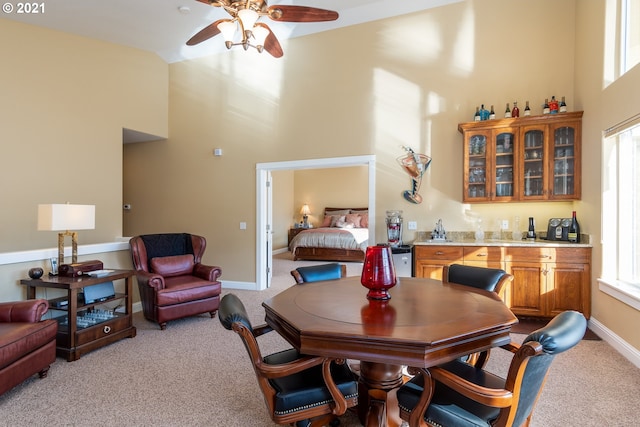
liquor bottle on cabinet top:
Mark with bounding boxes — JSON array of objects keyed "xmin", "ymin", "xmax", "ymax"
[
  {"xmin": 504, "ymin": 103, "xmax": 511, "ymax": 118},
  {"xmin": 512, "ymin": 101, "xmax": 520, "ymax": 118},
  {"xmin": 568, "ymin": 211, "xmax": 580, "ymax": 243},
  {"xmin": 543, "ymin": 99, "xmax": 550, "ymax": 115},
  {"xmin": 524, "ymin": 100, "xmax": 531, "ymax": 116},
  {"xmin": 480, "ymin": 104, "xmax": 490, "ymax": 120},
  {"xmin": 560, "ymin": 96, "xmax": 567, "ymax": 113},
  {"xmin": 489, "ymin": 105, "xmax": 496, "ymax": 119},
  {"xmin": 474, "ymin": 106, "xmax": 480, "ymax": 121},
  {"xmin": 549, "ymin": 96, "xmax": 559, "ymax": 114}
]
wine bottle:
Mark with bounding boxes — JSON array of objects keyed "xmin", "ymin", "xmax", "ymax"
[
  {"xmin": 512, "ymin": 101, "xmax": 520, "ymax": 118},
  {"xmin": 504, "ymin": 103, "xmax": 511, "ymax": 118},
  {"xmin": 524, "ymin": 100, "xmax": 531, "ymax": 116},
  {"xmin": 474, "ymin": 106, "xmax": 480, "ymax": 121},
  {"xmin": 568, "ymin": 211, "xmax": 580, "ymax": 243},
  {"xmin": 489, "ymin": 105, "xmax": 496, "ymax": 120},
  {"xmin": 543, "ymin": 98, "xmax": 550, "ymax": 115},
  {"xmin": 527, "ymin": 217, "xmax": 536, "ymax": 240},
  {"xmin": 560, "ymin": 96, "xmax": 567, "ymax": 113},
  {"xmin": 549, "ymin": 96, "xmax": 559, "ymax": 114}
]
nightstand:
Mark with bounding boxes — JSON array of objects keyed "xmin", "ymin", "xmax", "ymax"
[{"xmin": 288, "ymin": 227, "xmax": 307, "ymax": 245}]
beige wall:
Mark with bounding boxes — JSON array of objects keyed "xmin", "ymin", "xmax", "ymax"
[
  {"xmin": 0, "ymin": 19, "xmax": 168, "ymax": 253},
  {"xmin": 0, "ymin": 19, "xmax": 168, "ymax": 299},
  {"xmin": 2, "ymin": 1, "xmax": 639, "ymax": 351},
  {"xmin": 124, "ymin": 0, "xmax": 579, "ymax": 283},
  {"xmin": 574, "ymin": 1, "xmax": 640, "ymax": 349},
  {"xmin": 293, "ymin": 167, "xmax": 369, "ymax": 229}
]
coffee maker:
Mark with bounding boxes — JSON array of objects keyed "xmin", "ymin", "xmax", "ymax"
[{"xmin": 386, "ymin": 210, "xmax": 403, "ymax": 247}]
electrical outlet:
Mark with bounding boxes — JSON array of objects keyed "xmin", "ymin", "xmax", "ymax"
[
  {"xmin": 501, "ymin": 220, "xmax": 509, "ymax": 230},
  {"xmin": 239, "ymin": 222, "xmax": 247, "ymax": 230},
  {"xmin": 408, "ymin": 221, "xmax": 417, "ymax": 230}
]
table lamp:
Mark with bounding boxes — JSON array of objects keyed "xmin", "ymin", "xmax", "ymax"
[
  {"xmin": 38, "ymin": 203, "xmax": 95, "ymax": 269},
  {"xmin": 300, "ymin": 204, "xmax": 311, "ymax": 228}
]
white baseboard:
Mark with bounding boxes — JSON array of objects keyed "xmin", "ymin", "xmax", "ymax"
[
  {"xmin": 221, "ymin": 280, "xmax": 259, "ymax": 291},
  {"xmin": 589, "ymin": 316, "xmax": 640, "ymax": 369}
]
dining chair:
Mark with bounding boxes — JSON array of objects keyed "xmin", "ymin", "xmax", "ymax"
[
  {"xmin": 443, "ymin": 263, "xmax": 514, "ymax": 367},
  {"xmin": 443, "ymin": 263, "xmax": 513, "ymax": 295},
  {"xmin": 290, "ymin": 263, "xmax": 347, "ymax": 284},
  {"xmin": 397, "ymin": 310, "xmax": 587, "ymax": 427},
  {"xmin": 218, "ymin": 293, "xmax": 358, "ymax": 427}
]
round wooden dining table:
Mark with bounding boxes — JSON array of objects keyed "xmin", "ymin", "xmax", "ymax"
[{"xmin": 262, "ymin": 276, "xmax": 518, "ymax": 427}]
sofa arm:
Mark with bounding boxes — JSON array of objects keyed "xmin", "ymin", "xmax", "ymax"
[
  {"xmin": 194, "ymin": 263, "xmax": 222, "ymax": 281},
  {"xmin": 0, "ymin": 299, "xmax": 49, "ymax": 323},
  {"xmin": 134, "ymin": 270, "xmax": 166, "ymax": 290}
]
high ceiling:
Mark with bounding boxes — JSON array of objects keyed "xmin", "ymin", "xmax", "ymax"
[{"xmin": 3, "ymin": 0, "xmax": 461, "ymax": 63}]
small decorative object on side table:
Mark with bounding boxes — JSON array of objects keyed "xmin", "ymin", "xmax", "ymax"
[{"xmin": 21, "ymin": 269, "xmax": 136, "ymax": 362}]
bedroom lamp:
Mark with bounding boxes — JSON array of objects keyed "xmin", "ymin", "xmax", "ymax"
[
  {"xmin": 37, "ymin": 203, "xmax": 95, "ymax": 268},
  {"xmin": 300, "ymin": 204, "xmax": 311, "ymax": 228}
]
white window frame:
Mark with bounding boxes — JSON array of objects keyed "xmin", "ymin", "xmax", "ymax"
[
  {"xmin": 599, "ymin": 115, "xmax": 640, "ymax": 310},
  {"xmin": 621, "ymin": 0, "xmax": 640, "ymax": 73}
]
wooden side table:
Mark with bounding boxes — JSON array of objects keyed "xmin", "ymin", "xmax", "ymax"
[
  {"xmin": 288, "ymin": 227, "xmax": 307, "ymax": 245},
  {"xmin": 21, "ymin": 269, "xmax": 137, "ymax": 361}
]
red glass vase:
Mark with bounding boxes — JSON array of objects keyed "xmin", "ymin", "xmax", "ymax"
[{"xmin": 361, "ymin": 245, "xmax": 396, "ymax": 300}]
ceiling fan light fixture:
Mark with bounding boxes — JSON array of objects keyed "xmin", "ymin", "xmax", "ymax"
[
  {"xmin": 238, "ymin": 8, "xmax": 259, "ymax": 35},
  {"xmin": 217, "ymin": 19, "xmax": 237, "ymax": 48},
  {"xmin": 252, "ymin": 25, "xmax": 270, "ymax": 49}
]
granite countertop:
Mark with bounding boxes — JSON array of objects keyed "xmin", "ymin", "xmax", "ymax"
[{"xmin": 412, "ymin": 231, "xmax": 592, "ymax": 248}]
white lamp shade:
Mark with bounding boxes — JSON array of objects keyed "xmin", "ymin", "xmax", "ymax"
[
  {"xmin": 252, "ymin": 25, "xmax": 270, "ymax": 47},
  {"xmin": 238, "ymin": 8, "xmax": 259, "ymax": 32},
  {"xmin": 38, "ymin": 204, "xmax": 95, "ymax": 231},
  {"xmin": 300, "ymin": 204, "xmax": 311, "ymax": 215},
  {"xmin": 217, "ymin": 20, "xmax": 237, "ymax": 42}
]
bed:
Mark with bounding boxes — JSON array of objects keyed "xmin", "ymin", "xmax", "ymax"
[{"xmin": 289, "ymin": 207, "xmax": 369, "ymax": 262}]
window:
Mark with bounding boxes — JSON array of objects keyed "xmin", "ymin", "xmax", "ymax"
[
  {"xmin": 621, "ymin": 0, "xmax": 640, "ymax": 73},
  {"xmin": 604, "ymin": 0, "xmax": 640, "ymax": 85},
  {"xmin": 601, "ymin": 116, "xmax": 640, "ymax": 309}
]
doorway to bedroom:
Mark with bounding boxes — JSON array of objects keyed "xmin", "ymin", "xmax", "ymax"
[{"xmin": 256, "ymin": 155, "xmax": 376, "ymax": 291}]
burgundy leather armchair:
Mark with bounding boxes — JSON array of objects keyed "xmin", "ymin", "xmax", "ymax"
[
  {"xmin": 129, "ymin": 233, "xmax": 222, "ymax": 330},
  {"xmin": 0, "ymin": 299, "xmax": 58, "ymax": 396}
]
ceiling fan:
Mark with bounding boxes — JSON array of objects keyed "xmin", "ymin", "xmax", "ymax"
[{"xmin": 187, "ymin": 0, "xmax": 339, "ymax": 58}]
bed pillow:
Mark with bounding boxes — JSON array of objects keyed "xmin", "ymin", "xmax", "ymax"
[
  {"xmin": 325, "ymin": 209, "xmax": 351, "ymax": 216},
  {"xmin": 336, "ymin": 219, "xmax": 354, "ymax": 228},
  {"xmin": 345, "ymin": 213, "xmax": 362, "ymax": 228},
  {"xmin": 330, "ymin": 215, "xmax": 347, "ymax": 227},
  {"xmin": 360, "ymin": 213, "xmax": 369, "ymax": 228}
]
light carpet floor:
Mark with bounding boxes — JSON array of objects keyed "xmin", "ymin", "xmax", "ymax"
[{"xmin": 1, "ymin": 251, "xmax": 638, "ymax": 426}]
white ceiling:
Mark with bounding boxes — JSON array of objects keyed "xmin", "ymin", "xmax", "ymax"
[{"xmin": 3, "ymin": 0, "xmax": 461, "ymax": 63}]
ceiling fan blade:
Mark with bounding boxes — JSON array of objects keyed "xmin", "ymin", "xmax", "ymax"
[
  {"xmin": 267, "ymin": 6, "xmax": 339, "ymax": 23},
  {"xmin": 257, "ymin": 23, "xmax": 283, "ymax": 58},
  {"xmin": 186, "ymin": 20, "xmax": 225, "ymax": 46}
]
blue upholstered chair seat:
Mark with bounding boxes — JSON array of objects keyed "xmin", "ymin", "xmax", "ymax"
[{"xmin": 265, "ymin": 348, "xmax": 358, "ymax": 416}]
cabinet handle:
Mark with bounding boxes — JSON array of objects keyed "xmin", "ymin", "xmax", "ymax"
[
  {"xmin": 103, "ymin": 325, "xmax": 111, "ymax": 334},
  {"xmin": 476, "ymin": 253, "xmax": 488, "ymax": 257},
  {"xmin": 435, "ymin": 251, "xmax": 444, "ymax": 255}
]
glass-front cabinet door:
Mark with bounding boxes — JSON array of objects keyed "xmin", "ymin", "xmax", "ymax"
[
  {"xmin": 521, "ymin": 127, "xmax": 546, "ymax": 200},
  {"xmin": 494, "ymin": 131, "xmax": 515, "ymax": 199},
  {"xmin": 459, "ymin": 111, "xmax": 582, "ymax": 203},
  {"xmin": 549, "ymin": 121, "xmax": 581, "ymax": 199},
  {"xmin": 464, "ymin": 132, "xmax": 490, "ymax": 202}
]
